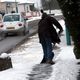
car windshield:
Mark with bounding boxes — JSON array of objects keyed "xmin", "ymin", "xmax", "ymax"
[{"xmin": 3, "ymin": 15, "xmax": 20, "ymax": 22}]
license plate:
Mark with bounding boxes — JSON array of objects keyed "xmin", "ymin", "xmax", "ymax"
[{"xmin": 7, "ymin": 27, "xmax": 15, "ymax": 29}]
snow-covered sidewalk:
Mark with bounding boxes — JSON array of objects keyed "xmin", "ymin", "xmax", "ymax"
[{"xmin": 0, "ymin": 20, "xmax": 80, "ymax": 80}]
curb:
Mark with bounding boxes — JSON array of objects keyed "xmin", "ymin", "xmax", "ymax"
[{"xmin": 6, "ymin": 30, "xmax": 38, "ymax": 54}]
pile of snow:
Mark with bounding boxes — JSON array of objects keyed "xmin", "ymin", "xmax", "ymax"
[
  {"xmin": 0, "ymin": 53, "xmax": 9, "ymax": 58},
  {"xmin": 45, "ymin": 9, "xmax": 63, "ymax": 16},
  {"xmin": 27, "ymin": 16, "xmax": 41, "ymax": 22}
]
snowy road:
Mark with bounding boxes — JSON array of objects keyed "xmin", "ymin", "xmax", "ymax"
[{"xmin": 0, "ymin": 19, "xmax": 40, "ymax": 54}]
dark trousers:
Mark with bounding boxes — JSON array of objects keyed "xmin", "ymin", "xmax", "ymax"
[{"xmin": 41, "ymin": 37, "xmax": 54, "ymax": 62}]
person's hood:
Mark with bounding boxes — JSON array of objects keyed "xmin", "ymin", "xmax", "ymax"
[{"xmin": 42, "ymin": 13, "xmax": 48, "ymax": 19}]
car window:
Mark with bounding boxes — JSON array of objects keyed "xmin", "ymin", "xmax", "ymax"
[{"xmin": 3, "ymin": 15, "xmax": 20, "ymax": 22}]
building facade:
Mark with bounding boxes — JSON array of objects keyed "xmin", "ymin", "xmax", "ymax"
[
  {"xmin": 0, "ymin": 1, "xmax": 18, "ymax": 14},
  {"xmin": 18, "ymin": 3, "xmax": 34, "ymax": 13},
  {"xmin": 0, "ymin": 1, "xmax": 34, "ymax": 14}
]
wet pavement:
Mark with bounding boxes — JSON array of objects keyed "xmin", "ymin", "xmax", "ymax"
[{"xmin": 28, "ymin": 64, "xmax": 53, "ymax": 80}]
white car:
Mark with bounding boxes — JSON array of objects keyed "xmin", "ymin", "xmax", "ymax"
[{"xmin": 0, "ymin": 13, "xmax": 29, "ymax": 36}]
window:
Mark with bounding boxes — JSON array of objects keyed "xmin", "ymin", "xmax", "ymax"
[
  {"xmin": 26, "ymin": 6, "xmax": 29, "ymax": 12},
  {"xmin": 6, "ymin": 3, "xmax": 11, "ymax": 7},
  {"xmin": 3, "ymin": 15, "xmax": 20, "ymax": 22}
]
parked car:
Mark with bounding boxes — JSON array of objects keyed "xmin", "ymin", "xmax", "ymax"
[{"xmin": 0, "ymin": 13, "xmax": 29, "ymax": 36}]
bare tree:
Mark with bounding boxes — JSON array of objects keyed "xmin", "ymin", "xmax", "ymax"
[
  {"xmin": 57, "ymin": 0, "xmax": 80, "ymax": 59},
  {"xmin": 41, "ymin": 0, "xmax": 60, "ymax": 10}
]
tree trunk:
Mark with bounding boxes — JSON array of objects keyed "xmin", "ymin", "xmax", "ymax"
[{"xmin": 57, "ymin": 0, "xmax": 80, "ymax": 59}]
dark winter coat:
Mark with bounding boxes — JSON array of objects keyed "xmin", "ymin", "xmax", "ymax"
[{"xmin": 38, "ymin": 13, "xmax": 63, "ymax": 44}]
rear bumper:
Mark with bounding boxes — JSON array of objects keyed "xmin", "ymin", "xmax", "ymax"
[{"xmin": 0, "ymin": 27, "xmax": 24, "ymax": 33}]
